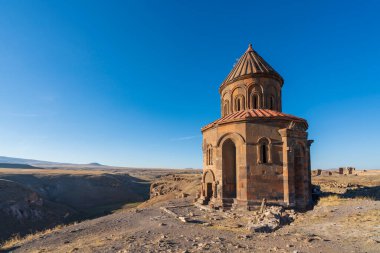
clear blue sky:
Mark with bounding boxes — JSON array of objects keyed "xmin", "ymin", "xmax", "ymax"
[{"xmin": 0, "ymin": 1, "xmax": 379, "ymax": 169}]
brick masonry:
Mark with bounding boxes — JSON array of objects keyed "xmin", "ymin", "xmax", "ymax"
[{"xmin": 199, "ymin": 44, "xmax": 313, "ymax": 210}]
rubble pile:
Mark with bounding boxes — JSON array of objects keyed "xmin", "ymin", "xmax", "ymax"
[{"xmin": 247, "ymin": 206, "xmax": 296, "ymax": 233}]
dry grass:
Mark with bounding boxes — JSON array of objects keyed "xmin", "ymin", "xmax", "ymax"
[
  {"xmin": 318, "ymin": 194, "xmax": 376, "ymax": 206},
  {"xmin": 343, "ymin": 209, "xmax": 380, "ymax": 225},
  {"xmin": 0, "ymin": 223, "xmax": 75, "ymax": 250},
  {"xmin": 111, "ymin": 201, "xmax": 143, "ymax": 213},
  {"xmin": 318, "ymin": 195, "xmax": 346, "ymax": 206}
]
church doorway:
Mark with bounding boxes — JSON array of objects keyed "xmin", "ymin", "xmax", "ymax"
[
  {"xmin": 205, "ymin": 183, "xmax": 213, "ymax": 201},
  {"xmin": 222, "ymin": 139, "xmax": 237, "ymax": 199},
  {"xmin": 204, "ymin": 171, "xmax": 215, "ymax": 202}
]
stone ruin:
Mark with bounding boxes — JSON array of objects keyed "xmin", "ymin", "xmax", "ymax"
[
  {"xmin": 321, "ymin": 171, "xmax": 333, "ymax": 176},
  {"xmin": 311, "ymin": 167, "xmax": 357, "ymax": 177},
  {"xmin": 339, "ymin": 167, "xmax": 356, "ymax": 175},
  {"xmin": 311, "ymin": 169, "xmax": 332, "ymax": 176}
]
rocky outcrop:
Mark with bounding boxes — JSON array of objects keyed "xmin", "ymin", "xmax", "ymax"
[
  {"xmin": 149, "ymin": 174, "xmax": 201, "ymax": 199},
  {"xmin": 0, "ymin": 172, "xmax": 151, "ymax": 242},
  {"xmin": 0, "ymin": 179, "xmax": 75, "ymax": 242}
]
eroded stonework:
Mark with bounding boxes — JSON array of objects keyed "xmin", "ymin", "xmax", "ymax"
[{"xmin": 199, "ymin": 44, "xmax": 313, "ymax": 210}]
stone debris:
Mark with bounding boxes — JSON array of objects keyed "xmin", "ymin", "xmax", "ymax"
[
  {"xmin": 162, "ymin": 201, "xmax": 297, "ymax": 234},
  {"xmin": 178, "ymin": 216, "xmax": 189, "ymax": 223},
  {"xmin": 259, "ymin": 198, "xmax": 267, "ymax": 213},
  {"xmin": 160, "ymin": 207, "xmax": 178, "ymax": 218},
  {"xmin": 247, "ymin": 206, "xmax": 295, "ymax": 233}
]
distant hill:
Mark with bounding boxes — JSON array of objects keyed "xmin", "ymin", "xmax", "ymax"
[
  {"xmin": 0, "ymin": 156, "xmax": 108, "ymax": 167},
  {"xmin": 88, "ymin": 162, "xmax": 103, "ymax": 166},
  {"xmin": 0, "ymin": 163, "xmax": 41, "ymax": 169},
  {"xmin": 0, "ymin": 156, "xmax": 62, "ymax": 166}
]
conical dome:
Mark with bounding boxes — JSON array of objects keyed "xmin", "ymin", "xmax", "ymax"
[{"xmin": 221, "ymin": 44, "xmax": 283, "ymax": 86}]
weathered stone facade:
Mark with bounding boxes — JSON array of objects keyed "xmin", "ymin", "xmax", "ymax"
[{"xmin": 199, "ymin": 44, "xmax": 313, "ymax": 210}]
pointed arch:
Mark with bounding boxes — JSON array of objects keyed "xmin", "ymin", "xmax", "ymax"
[{"xmin": 202, "ymin": 169, "xmax": 216, "ymax": 183}]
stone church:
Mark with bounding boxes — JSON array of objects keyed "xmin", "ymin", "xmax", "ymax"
[{"xmin": 199, "ymin": 44, "xmax": 313, "ymax": 210}]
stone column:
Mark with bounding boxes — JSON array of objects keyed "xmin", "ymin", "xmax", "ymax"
[
  {"xmin": 213, "ymin": 182, "xmax": 217, "ymax": 198},
  {"xmin": 279, "ymin": 129, "xmax": 295, "ymax": 207},
  {"xmin": 268, "ymin": 143, "xmax": 273, "ymax": 163},
  {"xmin": 307, "ymin": 140, "xmax": 314, "ymax": 205}
]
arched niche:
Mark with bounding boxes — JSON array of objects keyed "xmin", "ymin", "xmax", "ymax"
[
  {"xmin": 257, "ymin": 137, "xmax": 272, "ymax": 164},
  {"xmin": 231, "ymin": 86, "xmax": 246, "ymax": 112},
  {"xmin": 221, "ymin": 92, "xmax": 231, "ymax": 116},
  {"xmin": 249, "ymin": 84, "xmax": 263, "ymax": 109},
  {"xmin": 234, "ymin": 95, "xmax": 245, "ymax": 112},
  {"xmin": 203, "ymin": 169, "xmax": 216, "ymax": 201}
]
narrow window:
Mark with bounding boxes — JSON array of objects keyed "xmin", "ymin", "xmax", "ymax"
[
  {"xmin": 262, "ymin": 144, "xmax": 267, "ymax": 164},
  {"xmin": 210, "ymin": 148, "xmax": 213, "ymax": 165},
  {"xmin": 237, "ymin": 99, "xmax": 241, "ymax": 111},
  {"xmin": 209, "ymin": 149, "xmax": 211, "ymax": 165},
  {"xmin": 207, "ymin": 146, "xmax": 213, "ymax": 165},
  {"xmin": 253, "ymin": 94, "xmax": 259, "ymax": 109}
]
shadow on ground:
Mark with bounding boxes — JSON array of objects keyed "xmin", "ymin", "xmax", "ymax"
[{"xmin": 341, "ymin": 186, "xmax": 380, "ymax": 200}]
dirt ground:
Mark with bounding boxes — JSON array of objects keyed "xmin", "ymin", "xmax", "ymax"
[{"xmin": 1, "ymin": 170, "xmax": 379, "ymax": 253}]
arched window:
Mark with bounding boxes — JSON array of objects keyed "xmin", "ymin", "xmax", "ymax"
[
  {"xmin": 234, "ymin": 96, "xmax": 245, "ymax": 112},
  {"xmin": 257, "ymin": 138, "xmax": 271, "ymax": 164},
  {"xmin": 269, "ymin": 96, "xmax": 275, "ymax": 110},
  {"xmin": 250, "ymin": 85, "xmax": 262, "ymax": 109}
]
